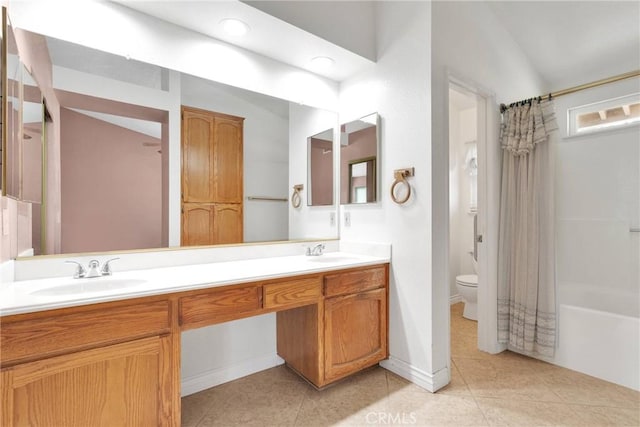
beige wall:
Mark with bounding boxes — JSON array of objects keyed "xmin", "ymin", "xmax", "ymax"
[
  {"xmin": 60, "ymin": 108, "xmax": 162, "ymax": 253},
  {"xmin": 309, "ymin": 138, "xmax": 333, "ymax": 206}
]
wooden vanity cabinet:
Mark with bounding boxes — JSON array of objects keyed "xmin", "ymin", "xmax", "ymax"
[
  {"xmin": 0, "ymin": 298, "xmax": 177, "ymax": 427},
  {"xmin": 0, "ymin": 262, "xmax": 388, "ymax": 424},
  {"xmin": 277, "ymin": 265, "xmax": 389, "ymax": 388},
  {"xmin": 323, "ymin": 266, "xmax": 388, "ymax": 384},
  {"xmin": 1, "ymin": 336, "xmax": 171, "ymax": 426}
]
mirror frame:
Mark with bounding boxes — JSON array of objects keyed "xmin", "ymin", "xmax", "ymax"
[
  {"xmin": 339, "ymin": 112, "xmax": 380, "ymax": 205},
  {"xmin": 1, "ymin": 7, "xmax": 7, "ymax": 197}
]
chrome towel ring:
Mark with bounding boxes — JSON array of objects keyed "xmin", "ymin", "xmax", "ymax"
[
  {"xmin": 390, "ymin": 168, "xmax": 414, "ymax": 204},
  {"xmin": 291, "ymin": 184, "xmax": 304, "ymax": 208}
]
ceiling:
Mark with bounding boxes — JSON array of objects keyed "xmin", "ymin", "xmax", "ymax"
[
  {"xmin": 111, "ymin": 0, "xmax": 375, "ymax": 82},
  {"xmin": 487, "ymin": 1, "xmax": 640, "ymax": 91},
  {"xmin": 111, "ymin": 1, "xmax": 639, "ymax": 90}
]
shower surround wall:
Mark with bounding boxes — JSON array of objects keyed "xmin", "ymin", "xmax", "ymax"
[{"xmin": 552, "ymin": 77, "xmax": 640, "ymax": 390}]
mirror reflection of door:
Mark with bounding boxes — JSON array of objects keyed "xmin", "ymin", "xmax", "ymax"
[
  {"xmin": 349, "ymin": 157, "xmax": 375, "ymax": 204},
  {"xmin": 308, "ymin": 129, "xmax": 334, "ymax": 206}
]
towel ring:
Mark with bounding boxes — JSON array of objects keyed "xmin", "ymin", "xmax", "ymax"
[
  {"xmin": 390, "ymin": 168, "xmax": 414, "ymax": 204},
  {"xmin": 291, "ymin": 184, "xmax": 304, "ymax": 208}
]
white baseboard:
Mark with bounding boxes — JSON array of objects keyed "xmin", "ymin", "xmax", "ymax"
[
  {"xmin": 181, "ymin": 353, "xmax": 285, "ymax": 397},
  {"xmin": 450, "ymin": 294, "xmax": 463, "ymax": 305},
  {"xmin": 380, "ymin": 356, "xmax": 450, "ymax": 393}
]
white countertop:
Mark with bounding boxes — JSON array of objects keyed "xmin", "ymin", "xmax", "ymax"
[{"xmin": 0, "ymin": 252, "xmax": 389, "ymax": 316}]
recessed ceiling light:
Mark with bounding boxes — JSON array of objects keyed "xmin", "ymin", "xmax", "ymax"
[
  {"xmin": 220, "ymin": 18, "xmax": 250, "ymax": 37},
  {"xmin": 310, "ymin": 56, "xmax": 334, "ymax": 71}
]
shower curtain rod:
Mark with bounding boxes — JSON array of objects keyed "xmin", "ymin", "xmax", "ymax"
[{"xmin": 500, "ymin": 69, "xmax": 640, "ymax": 113}]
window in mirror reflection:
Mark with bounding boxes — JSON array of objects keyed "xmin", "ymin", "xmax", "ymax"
[
  {"xmin": 307, "ymin": 128, "xmax": 334, "ymax": 206},
  {"xmin": 340, "ymin": 113, "xmax": 379, "ymax": 204},
  {"xmin": 348, "ymin": 158, "xmax": 375, "ymax": 204}
]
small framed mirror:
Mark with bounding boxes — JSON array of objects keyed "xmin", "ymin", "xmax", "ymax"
[
  {"xmin": 307, "ymin": 127, "xmax": 334, "ymax": 206},
  {"xmin": 340, "ymin": 113, "xmax": 379, "ymax": 204}
]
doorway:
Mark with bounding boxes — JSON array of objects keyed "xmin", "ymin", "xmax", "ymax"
[
  {"xmin": 447, "ymin": 77, "xmax": 501, "ymax": 355},
  {"xmin": 448, "ymin": 83, "xmax": 479, "ymax": 314}
]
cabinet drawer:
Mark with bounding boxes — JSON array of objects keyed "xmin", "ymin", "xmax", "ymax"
[
  {"xmin": 1, "ymin": 300, "xmax": 170, "ymax": 366},
  {"xmin": 180, "ymin": 285, "xmax": 261, "ymax": 329},
  {"xmin": 324, "ymin": 266, "xmax": 386, "ymax": 297},
  {"xmin": 263, "ymin": 276, "xmax": 321, "ymax": 310}
]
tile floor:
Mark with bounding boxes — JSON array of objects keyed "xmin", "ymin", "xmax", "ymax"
[{"xmin": 182, "ymin": 303, "xmax": 640, "ymax": 426}]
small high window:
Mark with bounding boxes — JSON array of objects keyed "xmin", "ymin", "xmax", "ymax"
[{"xmin": 568, "ymin": 93, "xmax": 640, "ymax": 136}]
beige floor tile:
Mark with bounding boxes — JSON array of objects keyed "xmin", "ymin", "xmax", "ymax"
[
  {"xmin": 569, "ymin": 404, "xmax": 640, "ymax": 426},
  {"xmin": 194, "ymin": 367, "xmax": 310, "ymax": 426},
  {"xmin": 541, "ymin": 369, "xmax": 640, "ymax": 408},
  {"xmin": 476, "ymin": 397, "xmax": 585, "ymax": 426},
  {"xmin": 437, "ymin": 361, "xmax": 473, "ymax": 397},
  {"xmin": 387, "ymin": 392, "xmax": 488, "ymax": 426},
  {"xmin": 455, "ymin": 359, "xmax": 562, "ymax": 402},
  {"xmin": 178, "ymin": 304, "xmax": 640, "ymax": 427},
  {"xmin": 295, "ymin": 382, "xmax": 388, "ymax": 426}
]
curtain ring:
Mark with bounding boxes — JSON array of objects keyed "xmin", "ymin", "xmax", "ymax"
[
  {"xmin": 390, "ymin": 168, "xmax": 414, "ymax": 204},
  {"xmin": 291, "ymin": 184, "xmax": 303, "ymax": 208}
]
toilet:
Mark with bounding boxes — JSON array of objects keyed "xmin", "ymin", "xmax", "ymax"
[
  {"xmin": 456, "ymin": 252, "xmax": 478, "ymax": 320},
  {"xmin": 455, "ymin": 274, "xmax": 478, "ymax": 320}
]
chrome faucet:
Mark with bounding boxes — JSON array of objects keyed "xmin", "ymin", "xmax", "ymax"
[
  {"xmin": 306, "ymin": 243, "xmax": 325, "ymax": 256},
  {"xmin": 65, "ymin": 258, "xmax": 120, "ymax": 279}
]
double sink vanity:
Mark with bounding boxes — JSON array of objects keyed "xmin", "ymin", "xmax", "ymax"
[{"xmin": 0, "ymin": 246, "xmax": 390, "ymax": 426}]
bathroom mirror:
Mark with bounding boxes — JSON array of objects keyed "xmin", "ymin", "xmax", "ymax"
[
  {"xmin": 340, "ymin": 113, "xmax": 379, "ymax": 204},
  {"xmin": 13, "ymin": 31, "xmax": 339, "ymax": 257},
  {"xmin": 307, "ymin": 128, "xmax": 334, "ymax": 206}
]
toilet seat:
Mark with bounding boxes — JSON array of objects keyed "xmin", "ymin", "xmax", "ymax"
[{"xmin": 455, "ymin": 274, "xmax": 478, "ymax": 287}]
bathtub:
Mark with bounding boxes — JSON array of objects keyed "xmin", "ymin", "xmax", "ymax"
[{"xmin": 554, "ymin": 283, "xmax": 639, "ymax": 391}]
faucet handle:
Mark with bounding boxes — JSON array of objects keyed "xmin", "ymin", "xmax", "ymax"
[
  {"xmin": 101, "ymin": 258, "xmax": 120, "ymax": 276},
  {"xmin": 65, "ymin": 261, "xmax": 86, "ymax": 279}
]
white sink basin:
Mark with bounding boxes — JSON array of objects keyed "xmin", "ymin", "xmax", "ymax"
[
  {"xmin": 30, "ymin": 278, "xmax": 147, "ymax": 296},
  {"xmin": 305, "ymin": 254, "xmax": 361, "ymax": 263}
]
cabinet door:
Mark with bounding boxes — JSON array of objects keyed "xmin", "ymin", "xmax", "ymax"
[
  {"xmin": 1, "ymin": 336, "xmax": 172, "ymax": 427},
  {"xmin": 324, "ymin": 288, "xmax": 387, "ymax": 383},
  {"xmin": 213, "ymin": 203, "xmax": 243, "ymax": 244},
  {"xmin": 181, "ymin": 203, "xmax": 214, "ymax": 246},
  {"xmin": 182, "ymin": 108, "xmax": 214, "ymax": 202},
  {"xmin": 213, "ymin": 116, "xmax": 243, "ymax": 203}
]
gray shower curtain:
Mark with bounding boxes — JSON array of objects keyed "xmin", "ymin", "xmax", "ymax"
[{"xmin": 497, "ymin": 100, "xmax": 558, "ymax": 358}]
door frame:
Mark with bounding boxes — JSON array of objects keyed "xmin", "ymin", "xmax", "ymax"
[{"xmin": 447, "ymin": 72, "xmax": 505, "ymax": 355}]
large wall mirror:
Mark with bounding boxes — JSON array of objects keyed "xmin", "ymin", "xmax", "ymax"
[
  {"xmin": 340, "ymin": 113, "xmax": 379, "ymax": 204},
  {"xmin": 307, "ymin": 128, "xmax": 334, "ymax": 206},
  {"xmin": 9, "ymin": 29, "xmax": 338, "ymax": 258}
]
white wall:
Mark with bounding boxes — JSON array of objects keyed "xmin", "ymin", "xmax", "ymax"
[
  {"xmin": 432, "ymin": 1, "xmax": 547, "ymax": 361},
  {"xmin": 339, "ymin": 2, "xmax": 437, "ymax": 389},
  {"xmin": 289, "ymin": 104, "xmax": 339, "ymax": 240}
]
